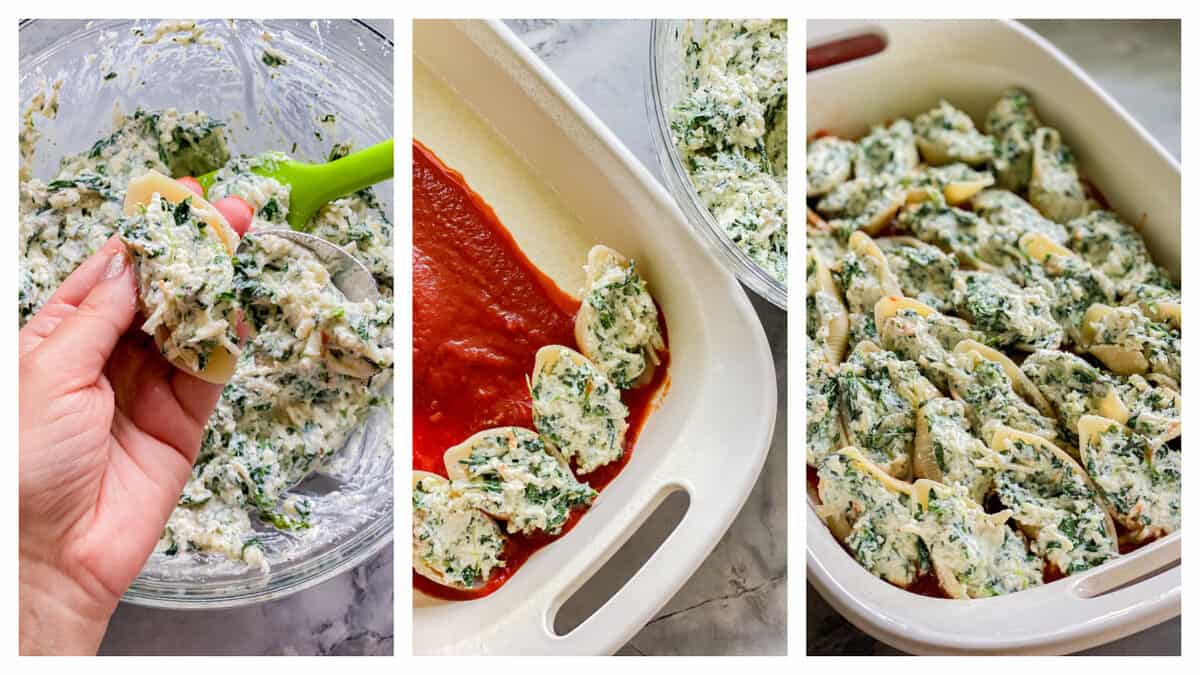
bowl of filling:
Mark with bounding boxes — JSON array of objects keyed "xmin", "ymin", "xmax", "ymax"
[
  {"xmin": 646, "ymin": 18, "xmax": 788, "ymax": 309},
  {"xmin": 18, "ymin": 19, "xmax": 394, "ymax": 608}
]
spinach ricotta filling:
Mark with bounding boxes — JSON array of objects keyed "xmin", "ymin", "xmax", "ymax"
[
  {"xmin": 1079, "ymin": 417, "xmax": 1180, "ymax": 540},
  {"xmin": 19, "ymin": 107, "xmax": 394, "ymax": 569},
  {"xmin": 908, "ymin": 481, "xmax": 1043, "ymax": 599},
  {"xmin": 120, "ymin": 193, "xmax": 240, "ymax": 374},
  {"xmin": 671, "ymin": 19, "xmax": 788, "ymax": 284},
  {"xmin": 807, "ymin": 91, "xmax": 1181, "ymax": 599},
  {"xmin": 576, "ymin": 250, "xmax": 665, "ymax": 389},
  {"xmin": 531, "ymin": 346, "xmax": 629, "ymax": 475},
  {"xmin": 446, "ymin": 428, "xmax": 597, "ymax": 536},
  {"xmin": 413, "ymin": 473, "xmax": 507, "ymax": 590}
]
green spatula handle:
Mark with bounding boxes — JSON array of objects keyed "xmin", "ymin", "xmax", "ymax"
[
  {"xmin": 286, "ymin": 139, "xmax": 394, "ymax": 228},
  {"xmin": 195, "ymin": 138, "xmax": 394, "ymax": 230}
]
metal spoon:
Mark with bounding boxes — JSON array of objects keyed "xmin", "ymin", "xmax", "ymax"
[{"xmin": 244, "ymin": 228, "xmax": 380, "ymax": 302}]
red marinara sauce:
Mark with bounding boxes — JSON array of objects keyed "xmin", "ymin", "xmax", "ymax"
[{"xmin": 411, "ymin": 139, "xmax": 670, "ymax": 601}]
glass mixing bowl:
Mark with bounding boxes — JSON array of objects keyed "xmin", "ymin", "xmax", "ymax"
[
  {"xmin": 18, "ymin": 19, "xmax": 394, "ymax": 608},
  {"xmin": 645, "ymin": 19, "xmax": 788, "ymax": 310}
]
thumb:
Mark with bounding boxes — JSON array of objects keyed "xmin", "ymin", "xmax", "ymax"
[{"xmin": 35, "ymin": 249, "xmax": 139, "ymax": 387}]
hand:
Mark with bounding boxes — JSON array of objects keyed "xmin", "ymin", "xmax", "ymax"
[{"xmin": 18, "ymin": 236, "xmax": 224, "ymax": 654}]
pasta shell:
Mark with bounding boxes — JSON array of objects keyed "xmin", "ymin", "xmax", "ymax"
[
  {"xmin": 574, "ymin": 244, "xmax": 662, "ymax": 389},
  {"xmin": 1094, "ymin": 388, "xmax": 1131, "ymax": 425},
  {"xmin": 1146, "ymin": 300, "xmax": 1182, "ymax": 330},
  {"xmin": 989, "ymin": 425, "xmax": 1120, "ymax": 545},
  {"xmin": 808, "ymin": 251, "xmax": 850, "ymax": 364},
  {"xmin": 850, "ymin": 341, "xmax": 941, "ymax": 410},
  {"xmin": 854, "ymin": 229, "xmax": 902, "ymax": 293},
  {"xmin": 1018, "ymin": 231, "xmax": 1076, "ymax": 263},
  {"xmin": 861, "ymin": 195, "xmax": 905, "ymax": 236},
  {"xmin": 954, "ymin": 340, "xmax": 1056, "ymax": 418},
  {"xmin": 909, "ymin": 479, "xmax": 1016, "ymax": 600},
  {"xmin": 411, "ymin": 471, "xmax": 508, "ymax": 591},
  {"xmin": 1145, "ymin": 373, "xmax": 1180, "ymax": 392},
  {"xmin": 817, "ymin": 446, "xmax": 914, "ymax": 542},
  {"xmin": 122, "ymin": 170, "xmax": 240, "ymax": 384},
  {"xmin": 911, "ymin": 478, "xmax": 1011, "ymax": 526},
  {"xmin": 1090, "ymin": 345, "xmax": 1149, "ymax": 376},
  {"xmin": 848, "ymin": 230, "xmax": 894, "ymax": 275},
  {"xmin": 873, "ymin": 295, "xmax": 935, "ymax": 332},
  {"xmin": 1079, "ymin": 305, "xmax": 1153, "ymax": 376},
  {"xmin": 442, "ymin": 426, "xmax": 561, "ymax": 483},
  {"xmin": 943, "ymin": 177, "xmax": 993, "ymax": 206},
  {"xmin": 1077, "ymin": 415, "xmax": 1177, "ymax": 537},
  {"xmin": 911, "ymin": 403, "xmax": 944, "ymax": 484}
]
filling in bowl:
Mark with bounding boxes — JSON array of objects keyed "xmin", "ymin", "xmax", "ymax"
[
  {"xmin": 20, "ymin": 32, "xmax": 394, "ymax": 573},
  {"xmin": 669, "ymin": 19, "xmax": 788, "ymax": 286}
]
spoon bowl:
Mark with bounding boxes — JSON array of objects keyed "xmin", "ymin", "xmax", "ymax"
[{"xmin": 244, "ymin": 228, "xmax": 380, "ymax": 302}]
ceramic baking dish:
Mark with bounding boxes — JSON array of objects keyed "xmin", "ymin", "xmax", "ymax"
[
  {"xmin": 806, "ymin": 19, "xmax": 1181, "ymax": 655},
  {"xmin": 413, "ymin": 19, "xmax": 776, "ymax": 655}
]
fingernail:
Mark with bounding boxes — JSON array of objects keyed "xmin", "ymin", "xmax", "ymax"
[{"xmin": 104, "ymin": 251, "xmax": 127, "ymax": 280}]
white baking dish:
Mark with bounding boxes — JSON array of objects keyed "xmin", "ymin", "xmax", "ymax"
[
  {"xmin": 413, "ymin": 19, "xmax": 776, "ymax": 655},
  {"xmin": 806, "ymin": 19, "xmax": 1181, "ymax": 655}
]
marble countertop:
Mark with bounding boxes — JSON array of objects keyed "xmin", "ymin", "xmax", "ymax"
[
  {"xmin": 504, "ymin": 19, "xmax": 788, "ymax": 656},
  {"xmin": 807, "ymin": 18, "xmax": 1181, "ymax": 656}
]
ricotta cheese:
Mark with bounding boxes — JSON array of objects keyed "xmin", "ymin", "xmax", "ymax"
[
  {"xmin": 816, "ymin": 450, "xmax": 927, "ymax": 587},
  {"xmin": 119, "ymin": 190, "xmax": 240, "ymax": 377},
  {"xmin": 1080, "ymin": 304, "xmax": 1180, "ymax": 382},
  {"xmin": 988, "ymin": 428, "xmax": 1118, "ymax": 575},
  {"xmin": 913, "ymin": 398, "xmax": 995, "ymax": 503},
  {"xmin": 1079, "ymin": 417, "xmax": 1180, "ymax": 540},
  {"xmin": 413, "ymin": 472, "xmax": 507, "ymax": 590},
  {"xmin": 806, "ymin": 337, "xmax": 843, "ymax": 467},
  {"xmin": 907, "ymin": 481, "xmax": 1043, "ymax": 599},
  {"xmin": 951, "ymin": 270, "xmax": 1063, "ymax": 350},
  {"xmin": 837, "ymin": 342, "xmax": 938, "ymax": 479},
  {"xmin": 531, "ymin": 345, "xmax": 629, "ymax": 475},
  {"xmin": 855, "ymin": 119, "xmax": 919, "ymax": 178},
  {"xmin": 876, "ymin": 237, "xmax": 958, "ymax": 313},
  {"xmin": 445, "ymin": 427, "xmax": 597, "ymax": 536},
  {"xmin": 575, "ymin": 246, "xmax": 665, "ymax": 389},
  {"xmin": 1067, "ymin": 210, "xmax": 1174, "ymax": 298},
  {"xmin": 913, "ymin": 100, "xmax": 995, "ymax": 166},
  {"xmin": 1020, "ymin": 349, "xmax": 1126, "ymax": 446},
  {"xmin": 807, "ymin": 136, "xmax": 855, "ymax": 197},
  {"xmin": 671, "ymin": 19, "xmax": 787, "ymax": 284}
]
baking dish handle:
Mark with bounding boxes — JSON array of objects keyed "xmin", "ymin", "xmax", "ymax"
[
  {"xmin": 534, "ymin": 504, "xmax": 719, "ymax": 655},
  {"xmin": 1072, "ymin": 534, "xmax": 1180, "ymax": 598}
]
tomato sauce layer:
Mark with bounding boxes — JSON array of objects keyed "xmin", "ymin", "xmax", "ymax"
[{"xmin": 412, "ymin": 139, "xmax": 669, "ymax": 600}]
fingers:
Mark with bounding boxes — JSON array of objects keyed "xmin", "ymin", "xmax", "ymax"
[
  {"xmin": 214, "ymin": 196, "xmax": 253, "ymax": 236},
  {"xmin": 170, "ymin": 370, "xmax": 226, "ymax": 433},
  {"xmin": 32, "ymin": 247, "xmax": 138, "ymax": 391},
  {"xmin": 46, "ymin": 236, "xmax": 128, "ymax": 309},
  {"xmin": 106, "ymin": 332, "xmax": 221, "ymax": 462},
  {"xmin": 175, "ymin": 176, "xmax": 204, "ymax": 197},
  {"xmin": 19, "ymin": 237, "xmax": 128, "ymax": 357},
  {"xmin": 177, "ymin": 175, "xmax": 252, "ymax": 236}
]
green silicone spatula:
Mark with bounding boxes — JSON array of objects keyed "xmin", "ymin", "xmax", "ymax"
[{"xmin": 196, "ymin": 138, "xmax": 394, "ymax": 230}]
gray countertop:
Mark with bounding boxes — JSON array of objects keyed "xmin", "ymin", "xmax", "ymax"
[
  {"xmin": 807, "ymin": 18, "xmax": 1181, "ymax": 656},
  {"xmin": 504, "ymin": 19, "xmax": 788, "ymax": 656}
]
